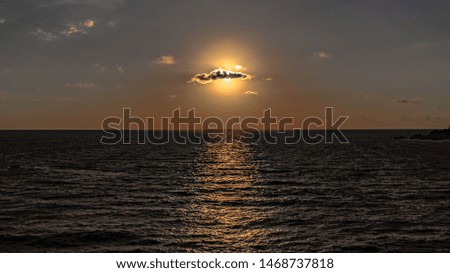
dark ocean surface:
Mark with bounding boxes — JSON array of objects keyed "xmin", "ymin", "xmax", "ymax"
[{"xmin": 0, "ymin": 130, "xmax": 449, "ymax": 252}]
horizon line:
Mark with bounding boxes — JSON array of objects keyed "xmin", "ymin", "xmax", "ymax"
[{"xmin": 0, "ymin": 128, "xmax": 441, "ymax": 131}]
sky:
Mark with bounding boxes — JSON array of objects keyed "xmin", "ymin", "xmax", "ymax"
[{"xmin": 0, "ymin": 0, "xmax": 449, "ymax": 129}]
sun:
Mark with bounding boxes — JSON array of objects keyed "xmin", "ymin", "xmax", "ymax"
[
  {"xmin": 215, "ymin": 65, "xmax": 248, "ymax": 93},
  {"xmin": 188, "ymin": 46, "xmax": 254, "ymax": 95},
  {"xmin": 213, "ymin": 74, "xmax": 245, "ymax": 95},
  {"xmin": 187, "ymin": 61, "xmax": 258, "ymax": 99}
]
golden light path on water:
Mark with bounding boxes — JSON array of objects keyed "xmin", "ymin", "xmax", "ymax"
[{"xmin": 183, "ymin": 141, "xmax": 274, "ymax": 252}]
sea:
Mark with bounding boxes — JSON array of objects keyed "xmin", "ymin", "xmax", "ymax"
[{"xmin": 0, "ymin": 130, "xmax": 449, "ymax": 252}]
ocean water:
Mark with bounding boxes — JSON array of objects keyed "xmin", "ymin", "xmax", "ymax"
[{"xmin": 0, "ymin": 130, "xmax": 449, "ymax": 252}]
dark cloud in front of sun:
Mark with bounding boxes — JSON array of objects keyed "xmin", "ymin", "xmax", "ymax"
[{"xmin": 189, "ymin": 68, "xmax": 253, "ymax": 85}]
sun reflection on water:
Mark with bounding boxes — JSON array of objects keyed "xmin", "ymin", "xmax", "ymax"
[{"xmin": 183, "ymin": 142, "xmax": 271, "ymax": 252}]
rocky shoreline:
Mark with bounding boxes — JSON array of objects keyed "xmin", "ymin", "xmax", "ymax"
[{"xmin": 409, "ymin": 126, "xmax": 450, "ymax": 140}]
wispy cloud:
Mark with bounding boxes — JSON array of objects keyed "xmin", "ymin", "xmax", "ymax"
[
  {"xmin": 32, "ymin": 19, "xmax": 96, "ymax": 41},
  {"xmin": 399, "ymin": 115, "xmax": 450, "ymax": 122},
  {"xmin": 83, "ymin": 19, "xmax": 95, "ymax": 28},
  {"xmin": 61, "ymin": 20, "xmax": 95, "ymax": 36},
  {"xmin": 93, "ymin": 63, "xmax": 107, "ymax": 71},
  {"xmin": 60, "ymin": 24, "xmax": 85, "ymax": 36},
  {"xmin": 265, "ymin": 77, "xmax": 273, "ymax": 81},
  {"xmin": 313, "ymin": 51, "xmax": 332, "ymax": 59},
  {"xmin": 66, "ymin": 82, "xmax": 98, "ymax": 89},
  {"xmin": 32, "ymin": 28, "xmax": 58, "ymax": 41},
  {"xmin": 189, "ymin": 68, "xmax": 253, "ymax": 85},
  {"xmin": 92, "ymin": 63, "xmax": 124, "ymax": 73},
  {"xmin": 393, "ymin": 98, "xmax": 422, "ymax": 104},
  {"xmin": 155, "ymin": 55, "xmax": 175, "ymax": 65},
  {"xmin": 106, "ymin": 21, "xmax": 115, "ymax": 27},
  {"xmin": 244, "ymin": 90, "xmax": 258, "ymax": 95}
]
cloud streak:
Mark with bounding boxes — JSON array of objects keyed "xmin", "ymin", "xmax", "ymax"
[
  {"xmin": 84, "ymin": 19, "xmax": 95, "ymax": 28},
  {"xmin": 393, "ymin": 98, "xmax": 422, "ymax": 104},
  {"xmin": 32, "ymin": 19, "xmax": 96, "ymax": 41},
  {"xmin": 32, "ymin": 28, "xmax": 58, "ymax": 41},
  {"xmin": 155, "ymin": 55, "xmax": 175, "ymax": 65},
  {"xmin": 61, "ymin": 20, "xmax": 95, "ymax": 36},
  {"xmin": 189, "ymin": 68, "xmax": 253, "ymax": 85},
  {"xmin": 313, "ymin": 51, "xmax": 332, "ymax": 59},
  {"xmin": 66, "ymin": 82, "xmax": 98, "ymax": 89}
]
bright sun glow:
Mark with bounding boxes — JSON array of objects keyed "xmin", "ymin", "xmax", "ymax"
[
  {"xmin": 215, "ymin": 65, "xmax": 248, "ymax": 94},
  {"xmin": 191, "ymin": 41, "xmax": 254, "ymax": 95},
  {"xmin": 213, "ymin": 67, "xmax": 246, "ymax": 95},
  {"xmin": 211, "ymin": 64, "xmax": 251, "ymax": 95}
]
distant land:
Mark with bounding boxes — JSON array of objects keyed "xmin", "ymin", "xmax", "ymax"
[{"xmin": 395, "ymin": 126, "xmax": 450, "ymax": 140}]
